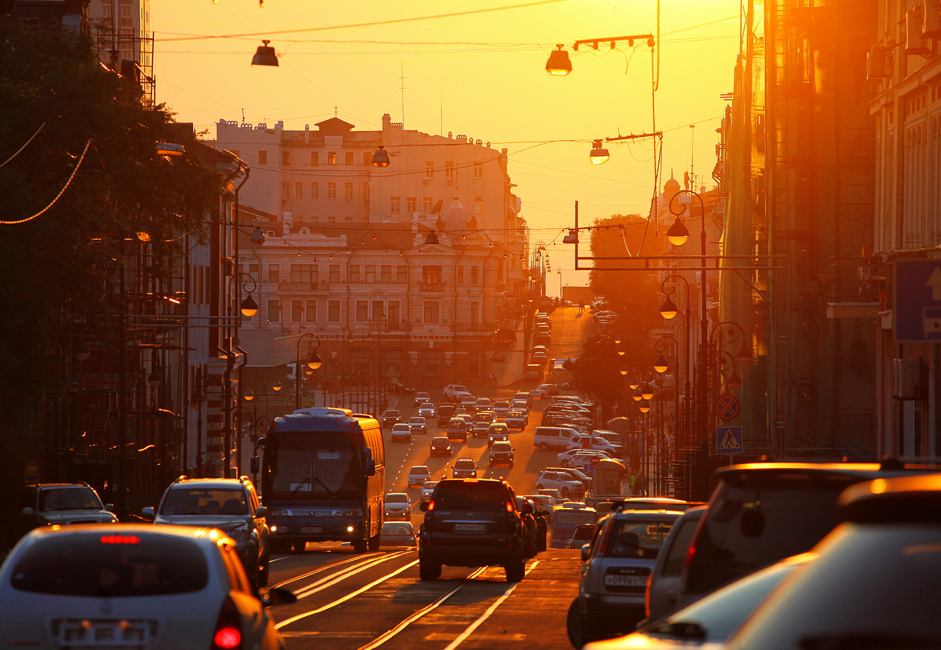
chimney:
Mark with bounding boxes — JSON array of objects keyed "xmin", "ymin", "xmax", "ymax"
[{"xmin": 382, "ymin": 113, "xmax": 392, "ymax": 134}]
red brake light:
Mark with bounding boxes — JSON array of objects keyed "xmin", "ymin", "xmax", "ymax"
[
  {"xmin": 213, "ymin": 597, "xmax": 243, "ymax": 650},
  {"xmin": 100, "ymin": 535, "xmax": 139, "ymax": 544},
  {"xmin": 645, "ymin": 573, "xmax": 653, "ymax": 618},
  {"xmin": 427, "ymin": 500, "xmax": 435, "ymax": 512},
  {"xmin": 214, "ymin": 629, "xmax": 241, "ymax": 649},
  {"xmin": 506, "ymin": 501, "xmax": 515, "ymax": 513},
  {"xmin": 685, "ymin": 539, "xmax": 697, "ymax": 566}
]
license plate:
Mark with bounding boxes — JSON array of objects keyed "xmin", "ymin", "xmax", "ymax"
[
  {"xmin": 55, "ymin": 619, "xmax": 154, "ymax": 647},
  {"xmin": 454, "ymin": 523, "xmax": 485, "ymax": 533},
  {"xmin": 604, "ymin": 575, "xmax": 646, "ymax": 587},
  {"xmin": 301, "ymin": 526, "xmax": 323, "ymax": 534}
]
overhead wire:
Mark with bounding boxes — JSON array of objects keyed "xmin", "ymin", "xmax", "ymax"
[{"xmin": 0, "ymin": 139, "xmax": 92, "ymax": 226}]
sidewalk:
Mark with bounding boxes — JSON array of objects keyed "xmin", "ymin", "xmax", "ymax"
[{"xmin": 494, "ymin": 325, "xmax": 527, "ymax": 388}]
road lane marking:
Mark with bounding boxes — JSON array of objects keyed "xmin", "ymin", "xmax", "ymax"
[
  {"xmin": 292, "ymin": 551, "xmax": 409, "ymax": 599},
  {"xmin": 355, "ymin": 567, "xmax": 488, "ymax": 650},
  {"xmin": 275, "ymin": 559, "xmax": 420, "ymax": 629},
  {"xmin": 271, "ymin": 553, "xmax": 380, "ymax": 588},
  {"xmin": 441, "ymin": 561, "xmax": 540, "ymax": 650}
]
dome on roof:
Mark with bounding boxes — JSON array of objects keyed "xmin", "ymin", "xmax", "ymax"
[
  {"xmin": 663, "ymin": 177, "xmax": 681, "ymax": 205},
  {"xmin": 439, "ymin": 197, "xmax": 472, "ymax": 231}
]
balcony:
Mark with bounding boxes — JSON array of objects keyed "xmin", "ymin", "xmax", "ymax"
[
  {"xmin": 453, "ymin": 322, "xmax": 496, "ymax": 333},
  {"xmin": 420, "ymin": 282, "xmax": 444, "ymax": 292},
  {"xmin": 279, "ymin": 281, "xmax": 330, "ymax": 292}
]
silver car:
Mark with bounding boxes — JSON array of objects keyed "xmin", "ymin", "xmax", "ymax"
[
  {"xmin": 418, "ymin": 402, "xmax": 435, "ymax": 418},
  {"xmin": 384, "ymin": 492, "xmax": 412, "ymax": 521},
  {"xmin": 420, "ymin": 481, "xmax": 439, "ymax": 503},
  {"xmin": 379, "ymin": 521, "xmax": 417, "ymax": 547},
  {"xmin": 0, "ymin": 524, "xmax": 295, "ymax": 650}
]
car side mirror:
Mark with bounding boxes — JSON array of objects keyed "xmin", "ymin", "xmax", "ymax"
[
  {"xmin": 250, "ymin": 456, "xmax": 260, "ymax": 474},
  {"xmin": 419, "ymin": 501, "xmax": 428, "ymax": 512},
  {"xmin": 141, "ymin": 506, "xmax": 155, "ymax": 521},
  {"xmin": 255, "ymin": 506, "xmax": 268, "ymax": 518},
  {"xmin": 261, "ymin": 587, "xmax": 298, "ymax": 608},
  {"xmin": 365, "ymin": 458, "xmax": 376, "ymax": 476},
  {"xmin": 581, "ymin": 543, "xmax": 592, "ymax": 562},
  {"xmin": 104, "ymin": 504, "xmax": 114, "ymax": 512},
  {"xmin": 21, "ymin": 507, "xmax": 33, "ymax": 516}
]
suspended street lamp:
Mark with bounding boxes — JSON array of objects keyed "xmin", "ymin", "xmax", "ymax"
[
  {"xmin": 251, "ymin": 40, "xmax": 279, "ymax": 67},
  {"xmin": 666, "ymin": 215, "xmax": 690, "ymax": 247},
  {"xmin": 659, "ymin": 295, "xmax": 678, "ymax": 320},
  {"xmin": 545, "ymin": 45, "xmax": 572, "ymax": 75},
  {"xmin": 653, "ymin": 354, "xmax": 668, "ymax": 374},
  {"xmin": 589, "ymin": 139, "xmax": 610, "ymax": 165}
]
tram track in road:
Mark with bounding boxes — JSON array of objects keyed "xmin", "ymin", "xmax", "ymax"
[{"xmin": 271, "ymin": 551, "xmax": 395, "ymax": 590}]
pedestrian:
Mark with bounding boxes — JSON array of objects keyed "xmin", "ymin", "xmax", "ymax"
[{"xmin": 488, "ymin": 370, "xmax": 495, "ymax": 386}]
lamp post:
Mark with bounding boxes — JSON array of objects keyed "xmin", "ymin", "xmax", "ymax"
[
  {"xmin": 654, "ymin": 334, "xmax": 679, "ymax": 496},
  {"xmin": 659, "ymin": 274, "xmax": 692, "ymax": 474},
  {"xmin": 295, "ymin": 333, "xmax": 322, "ymax": 410}
]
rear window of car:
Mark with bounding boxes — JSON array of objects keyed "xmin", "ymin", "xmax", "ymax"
[
  {"xmin": 456, "ymin": 459, "xmax": 475, "ymax": 468},
  {"xmin": 492, "ymin": 442, "xmax": 512, "ymax": 451},
  {"xmin": 382, "ymin": 523, "xmax": 413, "ymax": 536},
  {"xmin": 602, "ymin": 518, "xmax": 674, "ymax": 559},
  {"xmin": 686, "ymin": 472, "xmax": 856, "ymax": 594},
  {"xmin": 10, "ymin": 533, "xmax": 208, "ymax": 597},
  {"xmin": 557, "ymin": 511, "xmax": 595, "ymax": 525},
  {"xmin": 432, "ymin": 437, "xmax": 449, "ymax": 445},
  {"xmin": 393, "ymin": 423, "xmax": 410, "ymax": 430},
  {"xmin": 161, "ymin": 488, "xmax": 247, "ymax": 516},
  {"xmin": 39, "ymin": 487, "xmax": 103, "ymax": 511},
  {"xmin": 449, "ymin": 419, "xmax": 464, "ymax": 427},
  {"xmin": 433, "ymin": 482, "xmax": 509, "ymax": 509}
]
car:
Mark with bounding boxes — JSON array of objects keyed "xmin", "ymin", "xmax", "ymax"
[
  {"xmin": 487, "ymin": 422, "xmax": 510, "ymax": 447},
  {"xmin": 644, "ymin": 506, "xmax": 707, "ymax": 621},
  {"xmin": 535, "ymin": 470, "xmax": 585, "ymax": 500},
  {"xmin": 567, "ymin": 522, "xmax": 596, "ymax": 549},
  {"xmin": 566, "ymin": 451, "xmax": 619, "ymax": 472},
  {"xmin": 7, "ymin": 483, "xmax": 119, "ymax": 548},
  {"xmin": 505, "ymin": 410, "xmax": 527, "ymax": 430},
  {"xmin": 429, "ymin": 436, "xmax": 452, "ymax": 457},
  {"xmin": 474, "ymin": 397, "xmax": 492, "ymax": 411},
  {"xmin": 460, "ymin": 395, "xmax": 478, "ymax": 412},
  {"xmin": 418, "ymin": 402, "xmax": 435, "ymax": 418},
  {"xmin": 0, "ymin": 524, "xmax": 296, "ymax": 649},
  {"xmin": 382, "ymin": 409, "xmax": 402, "ymax": 427},
  {"xmin": 534, "ymin": 425, "xmax": 582, "ymax": 451},
  {"xmin": 489, "ymin": 440, "xmax": 515, "ymax": 467},
  {"xmin": 510, "ymin": 398, "xmax": 529, "ymax": 412},
  {"xmin": 567, "ymin": 434, "xmax": 624, "ymax": 457},
  {"xmin": 680, "ymin": 461, "xmax": 940, "ymax": 613},
  {"xmin": 492, "ymin": 400, "xmax": 511, "ymax": 418},
  {"xmin": 379, "ymin": 521, "xmax": 417, "ymax": 547},
  {"xmin": 414, "ymin": 391, "xmax": 431, "ymax": 407},
  {"xmin": 390, "ymin": 422, "xmax": 412, "ymax": 442},
  {"xmin": 593, "ymin": 430, "xmax": 623, "ymax": 446},
  {"xmin": 418, "ymin": 478, "xmax": 528, "ymax": 582},
  {"xmin": 472, "ymin": 421, "xmax": 491, "ymax": 438},
  {"xmin": 582, "ymin": 553, "xmax": 814, "ymax": 650},
  {"xmin": 436, "ymin": 403, "xmax": 456, "ymax": 426},
  {"xmin": 530, "ymin": 350, "xmax": 548, "ymax": 364},
  {"xmin": 447, "ymin": 417, "xmax": 469, "ymax": 443},
  {"xmin": 567, "ymin": 508, "xmax": 682, "ymax": 645},
  {"xmin": 513, "ymin": 391, "xmax": 533, "ymax": 407},
  {"xmin": 143, "ymin": 476, "xmax": 270, "ymax": 588},
  {"xmin": 525, "ymin": 494, "xmax": 562, "ymax": 513},
  {"xmin": 443, "ymin": 384, "xmax": 472, "ymax": 402},
  {"xmin": 420, "ymin": 480, "xmax": 439, "ymax": 503},
  {"xmin": 722, "ymin": 475, "xmax": 941, "ymax": 650},
  {"xmin": 533, "ymin": 488, "xmax": 564, "ymax": 502},
  {"xmin": 474, "ymin": 409, "xmax": 495, "ymax": 423},
  {"xmin": 525, "ymin": 364, "xmax": 543, "ymax": 380},
  {"xmin": 454, "ymin": 406, "xmax": 469, "ymax": 416},
  {"xmin": 407, "ymin": 465, "xmax": 431, "ymax": 488},
  {"xmin": 546, "ymin": 467, "xmax": 592, "ymax": 491},
  {"xmin": 408, "ymin": 416, "xmax": 427, "ymax": 435},
  {"xmin": 452, "ymin": 457, "xmax": 478, "ymax": 479},
  {"xmin": 556, "ymin": 448, "xmax": 611, "ymax": 468},
  {"xmin": 457, "ymin": 413, "xmax": 474, "ymax": 428},
  {"xmin": 532, "ymin": 383, "xmax": 559, "ymax": 399},
  {"xmin": 383, "ymin": 492, "xmax": 412, "ymax": 521},
  {"xmin": 515, "ymin": 496, "xmax": 541, "ymax": 558}
]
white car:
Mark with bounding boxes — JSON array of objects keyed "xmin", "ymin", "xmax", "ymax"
[
  {"xmin": 391, "ymin": 423, "xmax": 412, "ymax": 442},
  {"xmin": 564, "ymin": 451, "xmax": 615, "ymax": 471},
  {"xmin": 407, "ymin": 465, "xmax": 430, "ymax": 488},
  {"xmin": 418, "ymin": 402, "xmax": 435, "ymax": 418},
  {"xmin": 511, "ymin": 399, "xmax": 528, "ymax": 412},
  {"xmin": 474, "ymin": 397, "xmax": 492, "ymax": 411},
  {"xmin": 0, "ymin": 524, "xmax": 295, "ymax": 650},
  {"xmin": 408, "ymin": 416, "xmax": 427, "ymax": 435},
  {"xmin": 384, "ymin": 493, "xmax": 411, "ymax": 521},
  {"xmin": 414, "ymin": 391, "xmax": 431, "ymax": 407},
  {"xmin": 525, "ymin": 494, "xmax": 562, "ymax": 513},
  {"xmin": 535, "ymin": 470, "xmax": 586, "ymax": 499},
  {"xmin": 566, "ymin": 435, "xmax": 623, "ymax": 456},
  {"xmin": 505, "ymin": 410, "xmax": 528, "ymax": 430},
  {"xmin": 557, "ymin": 448, "xmax": 612, "ymax": 467},
  {"xmin": 443, "ymin": 384, "xmax": 473, "ymax": 402},
  {"xmin": 379, "ymin": 521, "xmax": 417, "ymax": 547},
  {"xmin": 492, "ymin": 400, "xmax": 511, "ymax": 418},
  {"xmin": 420, "ymin": 481, "xmax": 438, "ymax": 503}
]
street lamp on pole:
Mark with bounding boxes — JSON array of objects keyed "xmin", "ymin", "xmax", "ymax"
[
  {"xmin": 295, "ymin": 333, "xmax": 322, "ymax": 410},
  {"xmin": 659, "ymin": 273, "xmax": 694, "ymax": 499}
]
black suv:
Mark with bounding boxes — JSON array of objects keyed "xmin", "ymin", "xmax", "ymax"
[
  {"xmin": 7, "ymin": 483, "xmax": 118, "ymax": 548},
  {"xmin": 419, "ymin": 478, "xmax": 527, "ymax": 582}
]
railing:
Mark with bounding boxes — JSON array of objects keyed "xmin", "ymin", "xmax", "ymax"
[
  {"xmin": 420, "ymin": 282, "xmax": 444, "ymax": 292},
  {"xmin": 279, "ymin": 281, "xmax": 330, "ymax": 292},
  {"xmin": 453, "ymin": 322, "xmax": 496, "ymax": 333}
]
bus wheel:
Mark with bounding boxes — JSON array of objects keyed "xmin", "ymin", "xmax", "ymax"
[
  {"xmin": 292, "ymin": 540, "xmax": 306, "ymax": 553},
  {"xmin": 353, "ymin": 539, "xmax": 368, "ymax": 553},
  {"xmin": 368, "ymin": 533, "xmax": 380, "ymax": 552}
]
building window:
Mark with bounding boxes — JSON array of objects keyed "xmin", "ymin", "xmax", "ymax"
[
  {"xmin": 426, "ymin": 161, "xmax": 434, "ymax": 178},
  {"xmin": 292, "ymin": 300, "xmax": 302, "ymax": 322},
  {"xmin": 345, "ymin": 182, "xmax": 354, "ymax": 200},
  {"xmin": 471, "ymin": 266, "xmax": 479, "ymax": 284},
  {"xmin": 406, "ymin": 197, "xmax": 417, "ymax": 213},
  {"xmin": 423, "ymin": 265, "xmax": 442, "ymax": 291},
  {"xmin": 330, "ymin": 265, "xmax": 340, "ymax": 283},
  {"xmin": 372, "ymin": 301, "xmax": 384, "ymax": 320},
  {"xmin": 356, "ymin": 300, "xmax": 369, "ymax": 321},
  {"xmin": 349, "ymin": 265, "xmax": 360, "ymax": 283},
  {"xmin": 381, "ymin": 265, "xmax": 392, "ymax": 283},
  {"xmin": 365, "ymin": 265, "xmax": 376, "ymax": 283},
  {"xmin": 312, "ymin": 216, "xmax": 319, "ymax": 222},
  {"xmin": 267, "ymin": 300, "xmax": 280, "ymax": 322},
  {"xmin": 390, "ymin": 197, "xmax": 400, "ymax": 213},
  {"xmin": 457, "ymin": 266, "xmax": 464, "ymax": 284},
  {"xmin": 471, "ymin": 301, "xmax": 479, "ymax": 325},
  {"xmin": 474, "ymin": 163, "xmax": 483, "ymax": 179},
  {"xmin": 363, "ymin": 152, "xmax": 371, "ymax": 166},
  {"xmin": 282, "ymin": 182, "xmax": 290, "ymax": 199},
  {"xmin": 311, "ymin": 182, "xmax": 319, "ymax": 199},
  {"xmin": 345, "ymin": 151, "xmax": 354, "ymax": 165},
  {"xmin": 397, "ymin": 266, "xmax": 408, "ymax": 284},
  {"xmin": 283, "ymin": 151, "xmax": 291, "ymax": 166},
  {"xmin": 327, "ymin": 182, "xmax": 337, "ymax": 199},
  {"xmin": 306, "ymin": 299, "xmax": 317, "ymax": 322},
  {"xmin": 424, "ymin": 301, "xmax": 440, "ymax": 323},
  {"xmin": 295, "ymin": 182, "xmax": 303, "ymax": 199},
  {"xmin": 422, "ymin": 197, "xmax": 433, "ymax": 213},
  {"xmin": 474, "ymin": 196, "xmax": 483, "ymax": 214},
  {"xmin": 327, "ymin": 216, "xmax": 336, "ymax": 223},
  {"xmin": 258, "ymin": 150, "xmax": 267, "ymax": 165},
  {"xmin": 248, "ymin": 263, "xmax": 260, "ymax": 282},
  {"xmin": 344, "ymin": 216, "xmax": 353, "ymax": 222},
  {"xmin": 328, "ymin": 151, "xmax": 337, "ymax": 165},
  {"xmin": 328, "ymin": 300, "xmax": 340, "ymax": 321},
  {"xmin": 268, "ymin": 264, "xmax": 280, "ymax": 283},
  {"xmin": 311, "ymin": 151, "xmax": 319, "ymax": 166},
  {"xmin": 388, "ymin": 301, "xmax": 400, "ymax": 324},
  {"xmin": 445, "ymin": 161, "xmax": 454, "ymax": 179},
  {"xmin": 290, "ymin": 264, "xmax": 317, "ymax": 283}
]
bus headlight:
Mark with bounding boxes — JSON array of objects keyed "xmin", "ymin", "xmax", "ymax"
[{"xmin": 347, "ymin": 526, "xmax": 355, "ymax": 533}]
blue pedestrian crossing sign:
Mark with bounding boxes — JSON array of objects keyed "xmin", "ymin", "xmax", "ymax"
[{"xmin": 716, "ymin": 426, "xmax": 744, "ymax": 455}]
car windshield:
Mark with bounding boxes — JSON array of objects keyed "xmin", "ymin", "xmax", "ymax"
[
  {"xmin": 423, "ymin": 482, "xmax": 438, "ymax": 490},
  {"xmin": 39, "ymin": 487, "xmax": 103, "ymax": 511},
  {"xmin": 382, "ymin": 523, "xmax": 413, "ymax": 536},
  {"xmin": 10, "ymin": 533, "xmax": 208, "ymax": 597},
  {"xmin": 409, "ymin": 418, "xmax": 424, "ymax": 423},
  {"xmin": 385, "ymin": 411, "xmax": 400, "ymax": 417},
  {"xmin": 393, "ymin": 424, "xmax": 410, "ymax": 431},
  {"xmin": 410, "ymin": 467, "xmax": 429, "ymax": 476},
  {"xmin": 385, "ymin": 494, "xmax": 408, "ymax": 504},
  {"xmin": 493, "ymin": 443, "xmax": 512, "ymax": 451},
  {"xmin": 602, "ymin": 518, "xmax": 675, "ymax": 559},
  {"xmin": 433, "ymin": 482, "xmax": 509, "ymax": 509},
  {"xmin": 160, "ymin": 488, "xmax": 247, "ymax": 515}
]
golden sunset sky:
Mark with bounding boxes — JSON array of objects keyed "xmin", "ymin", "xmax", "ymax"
[{"xmin": 152, "ymin": 0, "xmax": 747, "ymax": 292}]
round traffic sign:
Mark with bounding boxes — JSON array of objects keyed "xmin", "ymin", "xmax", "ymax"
[
  {"xmin": 590, "ymin": 456, "xmax": 601, "ymax": 466},
  {"xmin": 715, "ymin": 393, "xmax": 741, "ymax": 421}
]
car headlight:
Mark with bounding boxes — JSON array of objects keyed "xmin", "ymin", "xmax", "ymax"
[{"xmin": 229, "ymin": 524, "xmax": 252, "ymax": 541}]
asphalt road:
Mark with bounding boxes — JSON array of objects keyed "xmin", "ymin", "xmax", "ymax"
[{"xmin": 266, "ymin": 306, "xmax": 594, "ymax": 650}]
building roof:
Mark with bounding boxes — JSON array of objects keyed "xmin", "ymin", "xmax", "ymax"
[{"xmin": 315, "ymin": 117, "xmax": 355, "ymax": 135}]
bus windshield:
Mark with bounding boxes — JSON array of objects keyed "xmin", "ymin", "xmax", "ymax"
[{"xmin": 264, "ymin": 431, "xmax": 363, "ymax": 497}]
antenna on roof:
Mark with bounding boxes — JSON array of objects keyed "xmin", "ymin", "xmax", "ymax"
[{"xmin": 400, "ymin": 61, "xmax": 406, "ymax": 126}]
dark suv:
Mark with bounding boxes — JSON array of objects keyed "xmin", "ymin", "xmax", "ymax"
[
  {"xmin": 7, "ymin": 483, "xmax": 118, "ymax": 548},
  {"xmin": 419, "ymin": 478, "xmax": 527, "ymax": 582},
  {"xmin": 680, "ymin": 461, "xmax": 941, "ymax": 610},
  {"xmin": 143, "ymin": 475, "xmax": 270, "ymax": 588}
]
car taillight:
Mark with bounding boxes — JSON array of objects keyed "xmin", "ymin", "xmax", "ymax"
[
  {"xmin": 685, "ymin": 539, "xmax": 697, "ymax": 566},
  {"xmin": 212, "ymin": 596, "xmax": 242, "ymax": 650},
  {"xmin": 427, "ymin": 500, "xmax": 435, "ymax": 512},
  {"xmin": 505, "ymin": 501, "xmax": 515, "ymax": 513},
  {"xmin": 645, "ymin": 573, "xmax": 653, "ymax": 618},
  {"xmin": 595, "ymin": 523, "xmax": 613, "ymax": 556}
]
